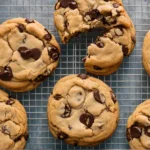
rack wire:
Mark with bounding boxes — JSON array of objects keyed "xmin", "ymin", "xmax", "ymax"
[{"xmin": 0, "ymin": 0, "xmax": 150, "ymax": 149}]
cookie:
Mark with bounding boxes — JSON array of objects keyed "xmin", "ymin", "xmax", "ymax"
[
  {"xmin": 47, "ymin": 74, "xmax": 119, "ymax": 146},
  {"xmin": 0, "ymin": 90, "xmax": 28, "ymax": 150},
  {"xmin": 126, "ymin": 100, "xmax": 150, "ymax": 150},
  {"xmin": 142, "ymin": 31, "xmax": 150, "ymax": 76},
  {"xmin": 54, "ymin": 0, "xmax": 136, "ymax": 75},
  {"xmin": 0, "ymin": 18, "xmax": 60, "ymax": 92}
]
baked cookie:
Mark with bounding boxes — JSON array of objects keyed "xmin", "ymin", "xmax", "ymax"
[
  {"xmin": 143, "ymin": 31, "xmax": 150, "ymax": 76},
  {"xmin": 54, "ymin": 0, "xmax": 136, "ymax": 75},
  {"xmin": 126, "ymin": 100, "xmax": 150, "ymax": 150},
  {"xmin": 47, "ymin": 74, "xmax": 119, "ymax": 146},
  {"xmin": 0, "ymin": 90, "xmax": 28, "ymax": 150},
  {"xmin": 0, "ymin": 18, "xmax": 60, "ymax": 92}
]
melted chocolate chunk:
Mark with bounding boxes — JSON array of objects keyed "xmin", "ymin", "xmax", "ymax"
[
  {"xmin": 85, "ymin": 9, "xmax": 101, "ymax": 21},
  {"xmin": 14, "ymin": 136, "xmax": 22, "ymax": 142},
  {"xmin": 58, "ymin": 132, "xmax": 68, "ymax": 140},
  {"xmin": 44, "ymin": 33, "xmax": 52, "ymax": 41},
  {"xmin": 145, "ymin": 126, "xmax": 150, "ymax": 137},
  {"xmin": 126, "ymin": 128, "xmax": 132, "ymax": 141},
  {"xmin": 93, "ymin": 66, "xmax": 102, "ymax": 70},
  {"xmin": 93, "ymin": 89, "xmax": 105, "ymax": 104},
  {"xmin": 110, "ymin": 91, "xmax": 117, "ymax": 103},
  {"xmin": 60, "ymin": 0, "xmax": 77, "ymax": 9},
  {"xmin": 130, "ymin": 125, "xmax": 142, "ymax": 138},
  {"xmin": 122, "ymin": 45, "xmax": 129, "ymax": 56},
  {"xmin": 30, "ymin": 48, "xmax": 41, "ymax": 60},
  {"xmin": 0, "ymin": 66, "xmax": 13, "ymax": 81},
  {"xmin": 25, "ymin": 18, "xmax": 35, "ymax": 23},
  {"xmin": 18, "ymin": 24, "xmax": 25, "ymax": 33},
  {"xmin": 6, "ymin": 99, "xmax": 15, "ymax": 105},
  {"xmin": 69, "ymin": 1, "xmax": 78, "ymax": 9},
  {"xmin": 77, "ymin": 74, "xmax": 88, "ymax": 79},
  {"xmin": 80, "ymin": 113, "xmax": 94, "ymax": 128},
  {"xmin": 35, "ymin": 75, "xmax": 48, "ymax": 82},
  {"xmin": 96, "ymin": 42, "xmax": 104, "ymax": 48},
  {"xmin": 48, "ymin": 47, "xmax": 60, "ymax": 62},
  {"xmin": 18, "ymin": 47, "xmax": 32, "ymax": 60},
  {"xmin": 61, "ymin": 104, "xmax": 71, "ymax": 118},
  {"xmin": 131, "ymin": 36, "xmax": 136, "ymax": 44},
  {"xmin": 24, "ymin": 132, "xmax": 29, "ymax": 141},
  {"xmin": 54, "ymin": 94, "xmax": 62, "ymax": 100}
]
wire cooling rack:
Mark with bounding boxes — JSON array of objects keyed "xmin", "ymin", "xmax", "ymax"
[{"xmin": 0, "ymin": 0, "xmax": 149, "ymax": 149}]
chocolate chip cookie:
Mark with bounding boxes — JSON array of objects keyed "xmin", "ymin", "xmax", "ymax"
[
  {"xmin": 54, "ymin": 0, "xmax": 136, "ymax": 75},
  {"xmin": 126, "ymin": 100, "xmax": 150, "ymax": 150},
  {"xmin": 0, "ymin": 90, "xmax": 28, "ymax": 150},
  {"xmin": 143, "ymin": 31, "xmax": 150, "ymax": 76},
  {"xmin": 0, "ymin": 18, "xmax": 60, "ymax": 92},
  {"xmin": 47, "ymin": 74, "xmax": 119, "ymax": 146}
]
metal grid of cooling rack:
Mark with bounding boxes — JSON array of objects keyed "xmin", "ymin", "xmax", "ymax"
[{"xmin": 0, "ymin": 0, "xmax": 149, "ymax": 149}]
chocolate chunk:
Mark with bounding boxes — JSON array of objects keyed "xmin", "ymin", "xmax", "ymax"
[
  {"xmin": 82, "ymin": 57, "xmax": 86, "ymax": 63},
  {"xmin": 113, "ymin": 3, "xmax": 120, "ymax": 8},
  {"xmin": 61, "ymin": 104, "xmax": 71, "ymax": 118},
  {"xmin": 122, "ymin": 45, "xmax": 129, "ymax": 56},
  {"xmin": 145, "ymin": 126, "xmax": 150, "ymax": 137},
  {"xmin": 54, "ymin": 94, "xmax": 62, "ymax": 100},
  {"xmin": 44, "ymin": 33, "xmax": 52, "ymax": 41},
  {"xmin": 14, "ymin": 136, "xmax": 22, "ymax": 142},
  {"xmin": 25, "ymin": 18, "xmax": 34, "ymax": 23},
  {"xmin": 85, "ymin": 9, "xmax": 100, "ymax": 21},
  {"xmin": 35, "ymin": 75, "xmax": 47, "ymax": 82},
  {"xmin": 58, "ymin": 132, "xmax": 68, "ymax": 140},
  {"xmin": 6, "ymin": 99, "xmax": 15, "ymax": 105},
  {"xmin": 30, "ymin": 48, "xmax": 41, "ymax": 60},
  {"xmin": 18, "ymin": 47, "xmax": 31, "ymax": 60},
  {"xmin": 96, "ymin": 42, "xmax": 104, "ymax": 48},
  {"xmin": 93, "ymin": 66, "xmax": 102, "ymax": 70},
  {"xmin": 131, "ymin": 36, "xmax": 136, "ymax": 43},
  {"xmin": 48, "ymin": 47, "xmax": 60, "ymax": 62},
  {"xmin": 69, "ymin": 1, "xmax": 77, "ymax": 9},
  {"xmin": 80, "ymin": 113, "xmax": 94, "ymax": 128},
  {"xmin": 94, "ymin": 89, "xmax": 105, "ymax": 104},
  {"xmin": 0, "ymin": 66, "xmax": 13, "ymax": 81},
  {"xmin": 24, "ymin": 132, "xmax": 29, "ymax": 141},
  {"xmin": 130, "ymin": 125, "xmax": 142, "ymax": 138},
  {"xmin": 126, "ymin": 128, "xmax": 132, "ymax": 141},
  {"xmin": 110, "ymin": 91, "xmax": 117, "ymax": 103},
  {"xmin": 18, "ymin": 24, "xmax": 25, "ymax": 33},
  {"xmin": 77, "ymin": 74, "xmax": 88, "ymax": 79}
]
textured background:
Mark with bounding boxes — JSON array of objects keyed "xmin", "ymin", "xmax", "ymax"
[{"xmin": 0, "ymin": 0, "xmax": 150, "ymax": 149}]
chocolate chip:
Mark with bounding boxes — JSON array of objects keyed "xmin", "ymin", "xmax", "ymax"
[
  {"xmin": 58, "ymin": 132, "xmax": 68, "ymax": 140},
  {"xmin": 60, "ymin": 0, "xmax": 75, "ymax": 8},
  {"xmin": 30, "ymin": 48, "xmax": 41, "ymax": 60},
  {"xmin": 131, "ymin": 36, "xmax": 136, "ymax": 43},
  {"xmin": 14, "ymin": 136, "xmax": 22, "ymax": 142},
  {"xmin": 24, "ymin": 132, "xmax": 29, "ymax": 141},
  {"xmin": 113, "ymin": 3, "xmax": 120, "ymax": 8},
  {"xmin": 93, "ymin": 89, "xmax": 105, "ymax": 104},
  {"xmin": 96, "ymin": 42, "xmax": 104, "ymax": 48},
  {"xmin": 69, "ymin": 1, "xmax": 77, "ymax": 9},
  {"xmin": 110, "ymin": 91, "xmax": 117, "ymax": 103},
  {"xmin": 82, "ymin": 57, "xmax": 86, "ymax": 63},
  {"xmin": 25, "ymin": 18, "xmax": 34, "ymax": 23},
  {"xmin": 85, "ymin": 9, "xmax": 100, "ymax": 21},
  {"xmin": 18, "ymin": 24, "xmax": 25, "ymax": 33},
  {"xmin": 0, "ymin": 66, "xmax": 13, "ymax": 81},
  {"xmin": 44, "ymin": 34, "xmax": 52, "ymax": 41},
  {"xmin": 93, "ymin": 66, "xmax": 102, "ymax": 70},
  {"xmin": 54, "ymin": 94, "xmax": 62, "ymax": 100},
  {"xmin": 18, "ymin": 47, "xmax": 31, "ymax": 60},
  {"xmin": 122, "ymin": 45, "xmax": 129, "ymax": 56},
  {"xmin": 61, "ymin": 104, "xmax": 71, "ymax": 118},
  {"xmin": 145, "ymin": 126, "xmax": 150, "ymax": 137},
  {"xmin": 48, "ymin": 47, "xmax": 60, "ymax": 62},
  {"xmin": 130, "ymin": 125, "xmax": 142, "ymax": 138},
  {"xmin": 77, "ymin": 74, "xmax": 88, "ymax": 79},
  {"xmin": 35, "ymin": 75, "xmax": 48, "ymax": 82},
  {"xmin": 6, "ymin": 99, "xmax": 15, "ymax": 105},
  {"xmin": 80, "ymin": 113, "xmax": 94, "ymax": 128}
]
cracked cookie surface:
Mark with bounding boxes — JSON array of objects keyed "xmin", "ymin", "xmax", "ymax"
[
  {"xmin": 54, "ymin": 0, "xmax": 135, "ymax": 75},
  {"xmin": 0, "ymin": 18, "xmax": 60, "ymax": 92},
  {"xmin": 126, "ymin": 100, "xmax": 150, "ymax": 150},
  {"xmin": 0, "ymin": 90, "xmax": 28, "ymax": 150},
  {"xmin": 47, "ymin": 74, "xmax": 119, "ymax": 146},
  {"xmin": 143, "ymin": 31, "xmax": 150, "ymax": 76}
]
